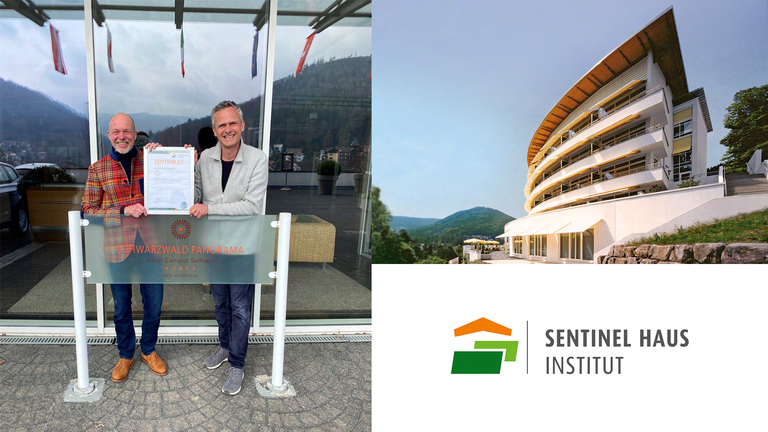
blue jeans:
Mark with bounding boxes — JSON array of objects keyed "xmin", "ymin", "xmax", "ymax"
[
  {"xmin": 211, "ymin": 284, "xmax": 254, "ymax": 369},
  {"xmin": 111, "ymin": 283, "xmax": 164, "ymax": 359}
]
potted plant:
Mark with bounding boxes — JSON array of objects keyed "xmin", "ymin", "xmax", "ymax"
[{"xmin": 316, "ymin": 160, "xmax": 341, "ymax": 195}]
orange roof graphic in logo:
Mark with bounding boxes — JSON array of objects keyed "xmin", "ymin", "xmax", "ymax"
[{"xmin": 454, "ymin": 318, "xmax": 512, "ymax": 337}]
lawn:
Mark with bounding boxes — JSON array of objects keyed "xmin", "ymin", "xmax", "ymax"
[{"xmin": 627, "ymin": 207, "xmax": 768, "ymax": 245}]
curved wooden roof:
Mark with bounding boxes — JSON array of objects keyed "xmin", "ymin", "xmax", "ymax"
[{"xmin": 526, "ymin": 7, "xmax": 687, "ymax": 166}]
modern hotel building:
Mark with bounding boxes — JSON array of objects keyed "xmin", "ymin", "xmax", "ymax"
[{"xmin": 499, "ymin": 7, "xmax": 767, "ymax": 263}]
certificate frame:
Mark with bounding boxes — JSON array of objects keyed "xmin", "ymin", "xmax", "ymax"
[{"xmin": 143, "ymin": 147, "xmax": 195, "ymax": 215}]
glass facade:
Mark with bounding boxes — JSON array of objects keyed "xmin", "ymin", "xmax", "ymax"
[
  {"xmin": 673, "ymin": 114, "xmax": 693, "ymax": 182},
  {"xmin": 530, "ymin": 234, "xmax": 546, "ymax": 257},
  {"xmin": 559, "ymin": 230, "xmax": 594, "ymax": 261},
  {"xmin": 0, "ymin": 6, "xmax": 91, "ymax": 324},
  {"xmin": 0, "ymin": 0, "xmax": 371, "ymax": 331},
  {"xmin": 512, "ymin": 236, "xmax": 523, "ymax": 255}
]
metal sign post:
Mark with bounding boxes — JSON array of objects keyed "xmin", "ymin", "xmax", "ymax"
[
  {"xmin": 65, "ymin": 211, "xmax": 294, "ymax": 400},
  {"xmin": 63, "ymin": 211, "xmax": 105, "ymax": 402},
  {"xmin": 281, "ymin": 153, "xmax": 293, "ymax": 191},
  {"xmin": 256, "ymin": 212, "xmax": 297, "ymax": 397}
]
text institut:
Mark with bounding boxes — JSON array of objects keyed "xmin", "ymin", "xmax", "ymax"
[{"xmin": 544, "ymin": 329, "xmax": 689, "ymax": 374}]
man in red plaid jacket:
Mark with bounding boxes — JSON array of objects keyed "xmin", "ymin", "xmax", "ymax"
[{"xmin": 81, "ymin": 113, "xmax": 167, "ymax": 382}]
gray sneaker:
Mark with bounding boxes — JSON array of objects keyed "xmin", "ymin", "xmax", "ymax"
[
  {"xmin": 204, "ymin": 346, "xmax": 229, "ymax": 369},
  {"xmin": 222, "ymin": 367, "xmax": 244, "ymax": 395}
]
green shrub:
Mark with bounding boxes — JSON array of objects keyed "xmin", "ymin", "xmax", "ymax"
[
  {"xmin": 316, "ymin": 160, "xmax": 341, "ymax": 176},
  {"xmin": 677, "ymin": 178, "xmax": 700, "ymax": 188}
]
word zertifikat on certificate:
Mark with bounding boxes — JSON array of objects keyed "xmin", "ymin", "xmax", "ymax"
[{"xmin": 143, "ymin": 147, "xmax": 194, "ymax": 215}]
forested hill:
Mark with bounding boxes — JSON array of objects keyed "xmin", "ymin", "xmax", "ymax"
[
  {"xmin": 406, "ymin": 207, "xmax": 515, "ymax": 245},
  {"xmin": 0, "ymin": 78, "xmax": 89, "ymax": 167},
  {"xmin": 152, "ymin": 56, "xmax": 371, "ymax": 160},
  {"xmin": 390, "ymin": 216, "xmax": 441, "ymax": 232}
]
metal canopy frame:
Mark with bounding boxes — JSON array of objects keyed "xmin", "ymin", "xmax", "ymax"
[
  {"xmin": 0, "ymin": 0, "xmax": 372, "ymax": 27},
  {"xmin": 0, "ymin": 0, "xmax": 50, "ymax": 26},
  {"xmin": 311, "ymin": 0, "xmax": 370, "ymax": 34}
]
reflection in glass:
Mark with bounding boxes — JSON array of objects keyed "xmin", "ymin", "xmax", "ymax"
[
  {"xmin": 263, "ymin": 6, "xmax": 371, "ymax": 320},
  {"xmin": 0, "ymin": 0, "xmax": 371, "ymax": 327},
  {"xmin": 0, "ymin": 9, "xmax": 91, "ymax": 324}
]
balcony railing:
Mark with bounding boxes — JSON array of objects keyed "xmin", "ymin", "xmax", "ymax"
[
  {"xmin": 536, "ymin": 84, "xmax": 664, "ymax": 167},
  {"xmin": 534, "ymin": 125, "xmax": 659, "ymax": 189},
  {"xmin": 534, "ymin": 161, "xmax": 664, "ymax": 207}
]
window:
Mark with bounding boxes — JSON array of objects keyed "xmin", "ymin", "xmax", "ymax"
[
  {"xmin": 602, "ymin": 84, "xmax": 647, "ymax": 115},
  {"xmin": 596, "ymin": 122, "xmax": 647, "ymax": 152},
  {"xmin": 559, "ymin": 230, "xmax": 594, "ymax": 261},
  {"xmin": 672, "ymin": 112, "xmax": 693, "ymax": 182},
  {"xmin": 512, "ymin": 236, "xmax": 523, "ymax": 255},
  {"xmin": 674, "ymin": 120, "xmax": 692, "ymax": 139},
  {"xmin": 602, "ymin": 156, "xmax": 646, "ymax": 179},
  {"xmin": 530, "ymin": 235, "xmax": 547, "ymax": 257},
  {"xmin": 673, "ymin": 150, "xmax": 692, "ymax": 182}
]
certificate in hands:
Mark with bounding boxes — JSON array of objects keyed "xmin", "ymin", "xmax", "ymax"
[{"xmin": 143, "ymin": 147, "xmax": 194, "ymax": 215}]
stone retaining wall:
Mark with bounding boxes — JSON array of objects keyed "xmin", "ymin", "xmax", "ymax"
[{"xmin": 597, "ymin": 243, "xmax": 768, "ymax": 264}]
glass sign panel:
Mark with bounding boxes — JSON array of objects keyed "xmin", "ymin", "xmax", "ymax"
[{"xmin": 84, "ymin": 214, "xmax": 276, "ymax": 284}]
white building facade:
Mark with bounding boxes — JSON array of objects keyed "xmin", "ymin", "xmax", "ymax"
[{"xmin": 499, "ymin": 8, "xmax": 733, "ymax": 263}]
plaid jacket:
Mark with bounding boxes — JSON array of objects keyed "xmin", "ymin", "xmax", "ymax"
[{"xmin": 81, "ymin": 148, "xmax": 153, "ymax": 263}]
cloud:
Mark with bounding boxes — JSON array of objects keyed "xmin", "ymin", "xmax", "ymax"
[{"xmin": 0, "ymin": 16, "xmax": 370, "ymax": 120}]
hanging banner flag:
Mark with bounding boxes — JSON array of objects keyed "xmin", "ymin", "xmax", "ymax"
[
  {"xmin": 107, "ymin": 24, "xmax": 114, "ymax": 73},
  {"xmin": 296, "ymin": 31, "xmax": 315, "ymax": 76},
  {"xmin": 180, "ymin": 28, "xmax": 185, "ymax": 78},
  {"xmin": 251, "ymin": 29, "xmax": 259, "ymax": 78},
  {"xmin": 49, "ymin": 23, "xmax": 67, "ymax": 75}
]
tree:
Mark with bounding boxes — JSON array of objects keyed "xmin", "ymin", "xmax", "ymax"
[
  {"xmin": 417, "ymin": 256, "xmax": 446, "ymax": 264},
  {"xmin": 371, "ymin": 186, "xmax": 416, "ymax": 264},
  {"xmin": 454, "ymin": 244, "xmax": 464, "ymax": 263},
  {"xmin": 720, "ymin": 85, "xmax": 768, "ymax": 173}
]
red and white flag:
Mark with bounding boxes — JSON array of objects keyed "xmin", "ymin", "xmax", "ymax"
[
  {"xmin": 296, "ymin": 31, "xmax": 315, "ymax": 76},
  {"xmin": 107, "ymin": 24, "xmax": 114, "ymax": 73},
  {"xmin": 180, "ymin": 28, "xmax": 185, "ymax": 78},
  {"xmin": 49, "ymin": 23, "xmax": 67, "ymax": 75}
]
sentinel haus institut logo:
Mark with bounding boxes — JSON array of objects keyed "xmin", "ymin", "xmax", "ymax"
[
  {"xmin": 448, "ymin": 317, "xmax": 691, "ymax": 375},
  {"xmin": 451, "ymin": 318, "xmax": 519, "ymax": 374}
]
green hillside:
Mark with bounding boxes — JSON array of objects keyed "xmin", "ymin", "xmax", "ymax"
[
  {"xmin": 390, "ymin": 216, "xmax": 441, "ymax": 232},
  {"xmin": 0, "ymin": 78, "xmax": 90, "ymax": 168},
  {"xmin": 406, "ymin": 207, "xmax": 515, "ymax": 245},
  {"xmin": 152, "ymin": 56, "xmax": 371, "ymax": 172}
]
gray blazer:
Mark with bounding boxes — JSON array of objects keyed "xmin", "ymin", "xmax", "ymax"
[{"xmin": 194, "ymin": 142, "xmax": 268, "ymax": 215}]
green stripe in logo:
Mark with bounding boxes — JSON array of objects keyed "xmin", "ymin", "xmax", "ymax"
[
  {"xmin": 474, "ymin": 341, "xmax": 519, "ymax": 362},
  {"xmin": 451, "ymin": 351, "xmax": 503, "ymax": 374}
]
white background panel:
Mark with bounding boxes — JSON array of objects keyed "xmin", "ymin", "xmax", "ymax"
[{"xmin": 372, "ymin": 264, "xmax": 767, "ymax": 431}]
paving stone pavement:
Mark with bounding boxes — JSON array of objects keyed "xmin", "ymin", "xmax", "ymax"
[{"xmin": 0, "ymin": 342, "xmax": 371, "ymax": 431}]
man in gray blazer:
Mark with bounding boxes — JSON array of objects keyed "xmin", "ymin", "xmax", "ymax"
[{"xmin": 189, "ymin": 100, "xmax": 268, "ymax": 395}]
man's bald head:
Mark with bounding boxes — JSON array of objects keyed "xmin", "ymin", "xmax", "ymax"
[{"xmin": 108, "ymin": 113, "xmax": 137, "ymax": 154}]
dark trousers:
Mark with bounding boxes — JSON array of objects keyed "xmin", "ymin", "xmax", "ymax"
[
  {"xmin": 111, "ymin": 283, "xmax": 164, "ymax": 359},
  {"xmin": 211, "ymin": 284, "xmax": 254, "ymax": 369}
]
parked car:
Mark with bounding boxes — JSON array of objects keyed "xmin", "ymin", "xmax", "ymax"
[
  {"xmin": 0, "ymin": 162, "xmax": 30, "ymax": 235},
  {"xmin": 14, "ymin": 162, "xmax": 59, "ymax": 177}
]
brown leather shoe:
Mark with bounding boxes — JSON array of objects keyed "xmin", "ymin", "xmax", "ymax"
[
  {"xmin": 141, "ymin": 351, "xmax": 167, "ymax": 376},
  {"xmin": 112, "ymin": 358, "xmax": 134, "ymax": 382}
]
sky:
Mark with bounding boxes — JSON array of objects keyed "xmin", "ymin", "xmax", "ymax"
[
  {"xmin": 373, "ymin": 0, "xmax": 768, "ymax": 219},
  {"xmin": 0, "ymin": 13, "xmax": 371, "ymax": 118}
]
